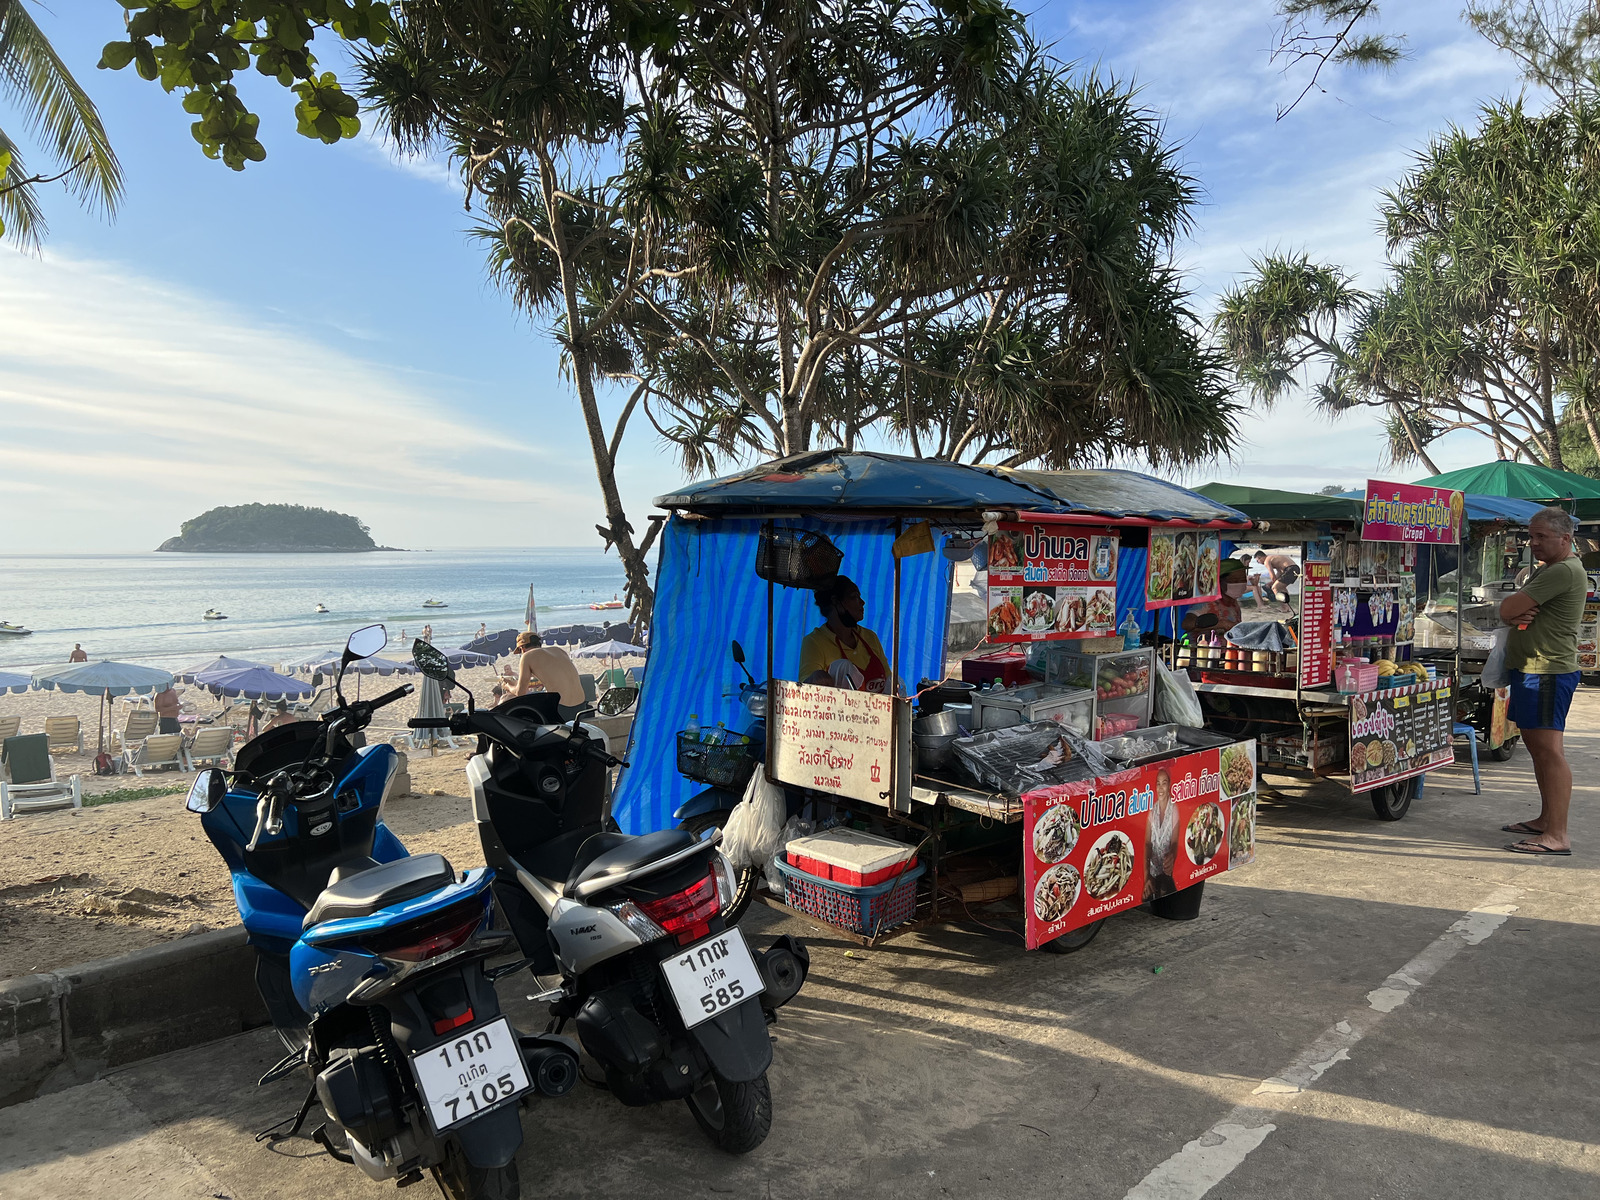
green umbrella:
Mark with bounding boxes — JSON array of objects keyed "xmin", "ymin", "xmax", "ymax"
[
  {"xmin": 1194, "ymin": 483, "xmax": 1362, "ymax": 523},
  {"xmin": 1413, "ymin": 461, "xmax": 1600, "ymax": 520}
]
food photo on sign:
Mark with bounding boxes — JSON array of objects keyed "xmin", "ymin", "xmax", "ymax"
[
  {"xmin": 1146, "ymin": 530, "xmax": 1222, "ymax": 609},
  {"xmin": 985, "ymin": 521, "xmax": 1119, "ymax": 642}
]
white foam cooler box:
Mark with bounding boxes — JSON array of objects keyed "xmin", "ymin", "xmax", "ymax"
[{"xmin": 785, "ymin": 828, "xmax": 918, "ymax": 887}]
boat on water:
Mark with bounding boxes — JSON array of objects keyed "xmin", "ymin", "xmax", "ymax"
[
  {"xmin": 422, "ymin": 599, "xmax": 448, "ymax": 608},
  {"xmin": 0, "ymin": 621, "xmax": 33, "ymax": 637},
  {"xmin": 589, "ymin": 596, "xmax": 624, "ymax": 610},
  {"xmin": 314, "ymin": 603, "xmax": 329, "ymax": 613},
  {"xmin": 202, "ymin": 609, "xmax": 229, "ymax": 621}
]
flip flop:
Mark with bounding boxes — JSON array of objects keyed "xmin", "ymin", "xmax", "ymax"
[
  {"xmin": 1506, "ymin": 840, "xmax": 1572, "ymax": 856},
  {"xmin": 1501, "ymin": 821, "xmax": 1545, "ymax": 835}
]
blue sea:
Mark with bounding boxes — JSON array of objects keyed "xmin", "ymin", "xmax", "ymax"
[{"xmin": 0, "ymin": 548, "xmax": 636, "ymax": 671}]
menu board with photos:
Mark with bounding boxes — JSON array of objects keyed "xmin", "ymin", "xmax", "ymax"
[
  {"xmin": 1579, "ymin": 602, "xmax": 1600, "ymax": 672},
  {"xmin": 1021, "ymin": 742, "xmax": 1258, "ymax": 949},
  {"xmin": 1348, "ymin": 678, "xmax": 1454, "ymax": 793},
  {"xmin": 986, "ymin": 522, "xmax": 1119, "ymax": 643},
  {"xmin": 1145, "ymin": 529, "xmax": 1223, "ymax": 610}
]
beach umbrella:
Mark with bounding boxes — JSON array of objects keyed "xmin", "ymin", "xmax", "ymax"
[
  {"xmin": 196, "ymin": 666, "xmax": 314, "ymax": 701},
  {"xmin": 0, "ymin": 670, "xmax": 31, "ymax": 694},
  {"xmin": 340, "ymin": 655, "xmax": 418, "ymax": 676},
  {"xmin": 439, "ymin": 647, "xmax": 494, "ymax": 669},
  {"xmin": 460, "ymin": 628, "xmax": 519, "ymax": 659},
  {"xmin": 573, "ymin": 639, "xmax": 647, "ymax": 659},
  {"xmin": 31, "ymin": 660, "xmax": 176, "ymax": 754},
  {"xmin": 412, "ymin": 674, "xmax": 450, "ymax": 750},
  {"xmin": 283, "ymin": 651, "xmax": 343, "ymax": 676},
  {"xmin": 177, "ymin": 654, "xmax": 269, "ymax": 684}
]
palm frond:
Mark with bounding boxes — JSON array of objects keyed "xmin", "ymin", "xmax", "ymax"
[{"xmin": 0, "ymin": 122, "xmax": 45, "ymax": 249}]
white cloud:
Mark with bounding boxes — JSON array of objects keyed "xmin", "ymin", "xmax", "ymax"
[{"xmin": 0, "ymin": 251, "xmax": 594, "ymax": 551}]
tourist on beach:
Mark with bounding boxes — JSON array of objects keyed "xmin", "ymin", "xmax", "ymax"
[
  {"xmin": 1499, "ymin": 506, "xmax": 1586, "ymax": 856},
  {"xmin": 68, "ymin": 643, "xmax": 87, "ymax": 663},
  {"xmin": 421, "ymin": 624, "xmax": 433, "ymax": 644},
  {"xmin": 264, "ymin": 700, "xmax": 298, "ymax": 731},
  {"xmin": 477, "ymin": 623, "xmax": 487, "ymax": 640},
  {"xmin": 153, "ymin": 685, "xmax": 181, "ymax": 734},
  {"xmin": 512, "ymin": 631, "xmax": 587, "ymax": 719},
  {"xmin": 1254, "ymin": 550, "xmax": 1300, "ymax": 603}
]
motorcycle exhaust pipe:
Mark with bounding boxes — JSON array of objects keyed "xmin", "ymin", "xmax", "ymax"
[
  {"xmin": 757, "ymin": 935, "xmax": 809, "ymax": 1012},
  {"xmin": 518, "ymin": 1033, "xmax": 580, "ymax": 1098}
]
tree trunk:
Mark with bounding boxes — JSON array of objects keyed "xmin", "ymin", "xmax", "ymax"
[
  {"xmin": 1578, "ymin": 392, "xmax": 1600, "ymax": 470},
  {"xmin": 1539, "ymin": 337, "xmax": 1564, "ymax": 471},
  {"xmin": 1390, "ymin": 401, "xmax": 1441, "ymax": 474}
]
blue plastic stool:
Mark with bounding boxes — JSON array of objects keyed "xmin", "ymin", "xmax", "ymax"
[{"xmin": 1415, "ymin": 723, "xmax": 1481, "ymax": 796}]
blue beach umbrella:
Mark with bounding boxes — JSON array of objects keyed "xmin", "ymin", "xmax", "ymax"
[
  {"xmin": 440, "ymin": 647, "xmax": 494, "ymax": 669},
  {"xmin": 196, "ymin": 666, "xmax": 315, "ymax": 701},
  {"xmin": 0, "ymin": 670, "xmax": 32, "ymax": 694},
  {"xmin": 283, "ymin": 651, "xmax": 343, "ymax": 676},
  {"xmin": 340, "ymin": 655, "xmax": 418, "ymax": 676},
  {"xmin": 32, "ymin": 660, "xmax": 177, "ymax": 753},
  {"xmin": 178, "ymin": 654, "xmax": 270, "ymax": 684},
  {"xmin": 460, "ymin": 629, "xmax": 519, "ymax": 659}
]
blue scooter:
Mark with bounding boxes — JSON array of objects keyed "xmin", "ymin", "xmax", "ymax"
[{"xmin": 187, "ymin": 624, "xmax": 573, "ymax": 1200}]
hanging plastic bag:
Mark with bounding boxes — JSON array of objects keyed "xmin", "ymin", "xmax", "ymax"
[
  {"xmin": 765, "ymin": 814, "xmax": 815, "ymax": 893},
  {"xmin": 720, "ymin": 767, "xmax": 787, "ymax": 872},
  {"xmin": 1154, "ymin": 655, "xmax": 1205, "ymax": 727},
  {"xmin": 1480, "ymin": 625, "xmax": 1511, "ymax": 689}
]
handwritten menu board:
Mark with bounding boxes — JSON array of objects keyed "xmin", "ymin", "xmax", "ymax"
[
  {"xmin": 1020, "ymin": 742, "xmax": 1257, "ymax": 949},
  {"xmin": 1299, "ymin": 560, "xmax": 1333, "ymax": 689},
  {"xmin": 986, "ymin": 522, "xmax": 1119, "ymax": 642},
  {"xmin": 769, "ymin": 681, "xmax": 894, "ymax": 805},
  {"xmin": 1348, "ymin": 678, "xmax": 1454, "ymax": 793}
]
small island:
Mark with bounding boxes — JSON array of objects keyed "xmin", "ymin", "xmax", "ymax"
[{"xmin": 156, "ymin": 503, "xmax": 400, "ymax": 553}]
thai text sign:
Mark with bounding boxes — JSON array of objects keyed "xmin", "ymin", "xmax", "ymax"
[
  {"xmin": 986, "ymin": 522, "xmax": 1119, "ymax": 642},
  {"xmin": 769, "ymin": 680, "xmax": 894, "ymax": 805},
  {"xmin": 1363, "ymin": 479, "xmax": 1463, "ymax": 544},
  {"xmin": 1299, "ymin": 560, "xmax": 1333, "ymax": 689},
  {"xmin": 1347, "ymin": 678, "xmax": 1454, "ymax": 793},
  {"xmin": 1020, "ymin": 742, "xmax": 1257, "ymax": 949}
]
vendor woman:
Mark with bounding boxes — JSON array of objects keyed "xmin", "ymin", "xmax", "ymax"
[
  {"xmin": 1182, "ymin": 556, "xmax": 1248, "ymax": 636},
  {"xmin": 800, "ymin": 575, "xmax": 896, "ymax": 694}
]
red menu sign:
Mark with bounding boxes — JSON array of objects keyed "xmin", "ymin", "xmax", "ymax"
[
  {"xmin": 985, "ymin": 522, "xmax": 1119, "ymax": 643},
  {"xmin": 1362, "ymin": 479, "xmax": 1464, "ymax": 544},
  {"xmin": 1299, "ymin": 560, "xmax": 1333, "ymax": 690},
  {"xmin": 1021, "ymin": 742, "xmax": 1258, "ymax": 949}
]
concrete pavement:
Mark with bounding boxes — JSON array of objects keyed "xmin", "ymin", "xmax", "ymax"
[{"xmin": 2, "ymin": 705, "xmax": 1596, "ymax": 1200}]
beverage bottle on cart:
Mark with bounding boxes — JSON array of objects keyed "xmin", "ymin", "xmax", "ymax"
[
  {"xmin": 1120, "ymin": 608, "xmax": 1141, "ymax": 650},
  {"xmin": 686, "ymin": 712, "xmax": 701, "ymax": 742}
]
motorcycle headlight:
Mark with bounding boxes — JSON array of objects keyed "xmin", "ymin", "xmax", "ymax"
[
  {"xmin": 744, "ymin": 690, "xmax": 766, "ymax": 719},
  {"xmin": 712, "ymin": 851, "xmax": 738, "ymax": 911}
]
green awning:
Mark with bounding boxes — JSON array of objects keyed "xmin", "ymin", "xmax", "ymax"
[
  {"xmin": 1413, "ymin": 461, "xmax": 1600, "ymax": 520},
  {"xmin": 1194, "ymin": 483, "xmax": 1362, "ymax": 523}
]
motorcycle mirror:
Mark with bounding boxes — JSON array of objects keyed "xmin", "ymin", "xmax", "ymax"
[
  {"xmin": 595, "ymin": 686, "xmax": 639, "ymax": 717},
  {"xmin": 344, "ymin": 624, "xmax": 387, "ymax": 663},
  {"xmin": 186, "ymin": 768, "xmax": 226, "ymax": 814},
  {"xmin": 731, "ymin": 640, "xmax": 745, "ymax": 665},
  {"xmin": 411, "ymin": 640, "xmax": 456, "ymax": 684}
]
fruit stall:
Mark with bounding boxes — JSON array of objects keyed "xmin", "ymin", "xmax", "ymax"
[{"xmin": 611, "ymin": 450, "xmax": 1268, "ymax": 953}]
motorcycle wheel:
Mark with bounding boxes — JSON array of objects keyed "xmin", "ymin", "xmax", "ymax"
[
  {"xmin": 681, "ymin": 811, "xmax": 757, "ymax": 925},
  {"xmin": 432, "ymin": 1144, "xmax": 519, "ymax": 1200},
  {"xmin": 685, "ymin": 1070, "xmax": 772, "ymax": 1154}
]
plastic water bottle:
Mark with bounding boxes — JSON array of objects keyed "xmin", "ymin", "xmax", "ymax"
[
  {"xmin": 1120, "ymin": 608, "xmax": 1141, "ymax": 650},
  {"xmin": 710, "ymin": 721, "xmax": 728, "ymax": 745},
  {"xmin": 686, "ymin": 712, "xmax": 701, "ymax": 742}
]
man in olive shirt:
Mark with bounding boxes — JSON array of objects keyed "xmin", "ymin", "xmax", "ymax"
[{"xmin": 1499, "ymin": 507, "xmax": 1586, "ymax": 855}]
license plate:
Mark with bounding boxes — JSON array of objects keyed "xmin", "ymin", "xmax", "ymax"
[
  {"xmin": 410, "ymin": 1017, "xmax": 531, "ymax": 1132},
  {"xmin": 659, "ymin": 927, "xmax": 765, "ymax": 1029}
]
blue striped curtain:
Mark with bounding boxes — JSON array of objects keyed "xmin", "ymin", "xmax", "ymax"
[{"xmin": 611, "ymin": 515, "xmax": 952, "ymax": 834}]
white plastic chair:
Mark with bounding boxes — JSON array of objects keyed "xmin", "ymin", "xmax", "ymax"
[
  {"xmin": 1, "ymin": 733, "xmax": 82, "ymax": 819},
  {"xmin": 123, "ymin": 732, "xmax": 188, "ymax": 777},
  {"xmin": 185, "ymin": 726, "xmax": 235, "ymax": 769},
  {"xmin": 43, "ymin": 716, "xmax": 83, "ymax": 755}
]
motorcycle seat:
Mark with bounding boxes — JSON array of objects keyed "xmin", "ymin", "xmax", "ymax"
[
  {"xmin": 303, "ymin": 853, "xmax": 457, "ymax": 930},
  {"xmin": 565, "ymin": 828, "xmax": 699, "ymax": 897}
]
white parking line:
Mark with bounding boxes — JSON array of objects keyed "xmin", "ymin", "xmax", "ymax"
[{"xmin": 1123, "ymin": 886, "xmax": 1522, "ymax": 1200}]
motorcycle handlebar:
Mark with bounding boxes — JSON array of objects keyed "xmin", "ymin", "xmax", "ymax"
[
  {"xmin": 368, "ymin": 684, "xmax": 413, "ymax": 710},
  {"xmin": 408, "ymin": 718, "xmax": 452, "ymax": 729}
]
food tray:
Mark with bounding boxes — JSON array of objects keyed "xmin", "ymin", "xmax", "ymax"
[
  {"xmin": 775, "ymin": 859, "xmax": 924, "ymax": 934},
  {"xmin": 1100, "ymin": 724, "xmax": 1234, "ymax": 768},
  {"xmin": 676, "ymin": 731, "xmax": 757, "ymax": 789},
  {"xmin": 952, "ymin": 722, "xmax": 1109, "ymax": 795}
]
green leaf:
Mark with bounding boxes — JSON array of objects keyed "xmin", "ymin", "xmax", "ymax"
[
  {"xmin": 0, "ymin": 150, "xmax": 10, "ymax": 179},
  {"xmin": 98, "ymin": 40, "xmax": 137, "ymax": 71}
]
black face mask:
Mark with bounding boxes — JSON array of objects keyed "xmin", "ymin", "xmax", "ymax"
[{"xmin": 831, "ymin": 598, "xmax": 861, "ymax": 628}]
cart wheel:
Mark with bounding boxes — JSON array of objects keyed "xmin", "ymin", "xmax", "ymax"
[
  {"xmin": 1038, "ymin": 919, "xmax": 1105, "ymax": 954},
  {"xmin": 681, "ymin": 811, "xmax": 757, "ymax": 924},
  {"xmin": 1488, "ymin": 739, "xmax": 1518, "ymax": 762},
  {"xmin": 1370, "ymin": 777, "xmax": 1418, "ymax": 821}
]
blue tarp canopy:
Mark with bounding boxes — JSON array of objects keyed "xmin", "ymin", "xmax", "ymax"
[
  {"xmin": 657, "ymin": 451, "xmax": 1250, "ymax": 526},
  {"xmin": 610, "ymin": 515, "xmax": 952, "ymax": 836}
]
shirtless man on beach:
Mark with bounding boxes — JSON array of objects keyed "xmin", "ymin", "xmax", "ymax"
[
  {"xmin": 512, "ymin": 632, "xmax": 588, "ymax": 720},
  {"xmin": 68, "ymin": 644, "xmax": 87, "ymax": 663}
]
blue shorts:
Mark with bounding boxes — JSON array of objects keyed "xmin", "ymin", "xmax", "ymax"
[{"xmin": 1506, "ymin": 670, "xmax": 1579, "ymax": 731}]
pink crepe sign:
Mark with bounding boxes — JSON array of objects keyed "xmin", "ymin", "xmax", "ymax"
[{"xmin": 1362, "ymin": 479, "xmax": 1463, "ymax": 545}]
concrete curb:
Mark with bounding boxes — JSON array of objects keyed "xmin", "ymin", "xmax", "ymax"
[{"xmin": 0, "ymin": 926, "xmax": 267, "ymax": 1108}]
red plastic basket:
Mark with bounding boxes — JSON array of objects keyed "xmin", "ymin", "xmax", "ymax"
[{"xmin": 774, "ymin": 858, "xmax": 924, "ymax": 935}]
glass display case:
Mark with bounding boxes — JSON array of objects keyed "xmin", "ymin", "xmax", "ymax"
[
  {"xmin": 1041, "ymin": 645, "xmax": 1154, "ymax": 739},
  {"xmin": 969, "ymin": 684, "xmax": 1094, "ymax": 736}
]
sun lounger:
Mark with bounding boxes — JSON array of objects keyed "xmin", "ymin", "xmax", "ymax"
[
  {"xmin": 0, "ymin": 715, "xmax": 20, "ymax": 743},
  {"xmin": 2, "ymin": 733, "xmax": 82, "ymax": 819},
  {"xmin": 292, "ymin": 687, "xmax": 336, "ymax": 718},
  {"xmin": 185, "ymin": 726, "xmax": 235, "ymax": 769},
  {"xmin": 112, "ymin": 709, "xmax": 160, "ymax": 753},
  {"xmin": 123, "ymin": 732, "xmax": 187, "ymax": 777},
  {"xmin": 44, "ymin": 716, "xmax": 82, "ymax": 755}
]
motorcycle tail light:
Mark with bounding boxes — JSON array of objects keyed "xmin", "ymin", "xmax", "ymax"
[
  {"xmin": 364, "ymin": 899, "xmax": 483, "ymax": 964},
  {"xmin": 609, "ymin": 900, "xmax": 668, "ymax": 942},
  {"xmin": 638, "ymin": 868, "xmax": 720, "ymax": 946}
]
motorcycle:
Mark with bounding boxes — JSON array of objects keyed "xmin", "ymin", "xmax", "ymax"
[
  {"xmin": 187, "ymin": 624, "xmax": 576, "ymax": 1200},
  {"xmin": 406, "ymin": 640, "xmax": 808, "ymax": 1154}
]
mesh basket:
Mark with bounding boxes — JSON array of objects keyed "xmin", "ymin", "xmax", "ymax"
[
  {"xmin": 676, "ymin": 731, "xmax": 758, "ymax": 790},
  {"xmin": 755, "ymin": 528, "xmax": 843, "ymax": 589},
  {"xmin": 774, "ymin": 857, "xmax": 924, "ymax": 935}
]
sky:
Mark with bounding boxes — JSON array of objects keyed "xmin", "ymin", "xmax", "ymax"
[{"xmin": 0, "ymin": 1, "xmax": 1532, "ymax": 552}]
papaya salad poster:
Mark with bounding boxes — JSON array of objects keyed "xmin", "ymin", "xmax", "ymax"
[
  {"xmin": 986, "ymin": 522, "xmax": 1119, "ymax": 642},
  {"xmin": 1021, "ymin": 742, "xmax": 1258, "ymax": 949},
  {"xmin": 1145, "ymin": 530, "xmax": 1222, "ymax": 609}
]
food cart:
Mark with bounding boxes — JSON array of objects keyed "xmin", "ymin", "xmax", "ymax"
[
  {"xmin": 611, "ymin": 450, "xmax": 1263, "ymax": 953},
  {"xmin": 1184, "ymin": 480, "xmax": 1535, "ymax": 819}
]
